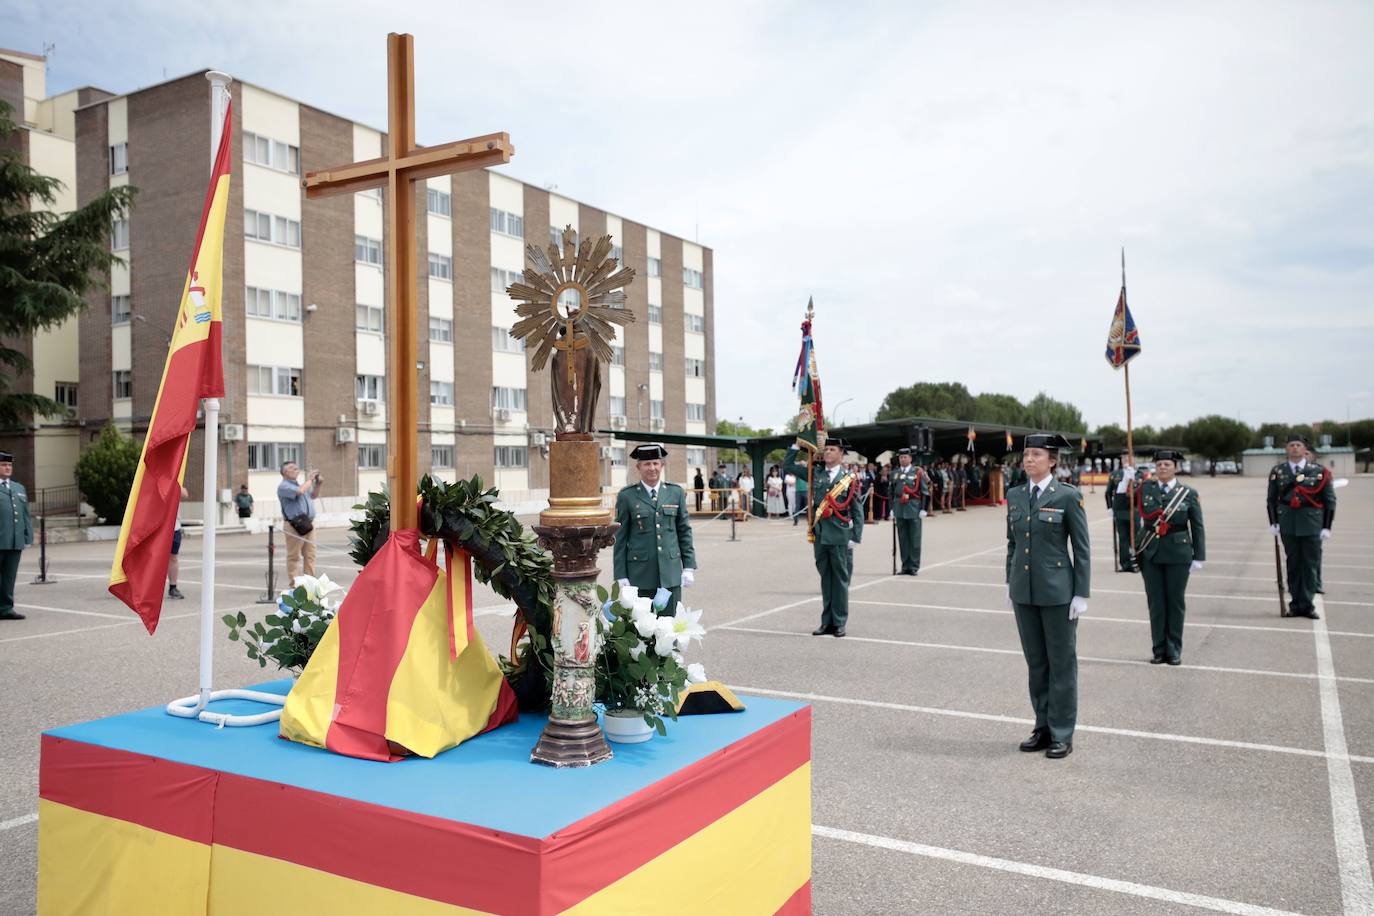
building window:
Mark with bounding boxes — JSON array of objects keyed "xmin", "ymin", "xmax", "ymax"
[
  {"xmin": 245, "ymin": 286, "xmax": 301, "ymax": 322},
  {"xmin": 355, "ymin": 304, "xmax": 384, "ymax": 334},
  {"xmin": 685, "ymin": 313, "xmax": 705, "ymax": 333},
  {"xmin": 111, "ymin": 218, "xmax": 130, "ymax": 250},
  {"xmin": 354, "ymin": 235, "xmax": 382, "ymax": 266},
  {"xmin": 491, "ymin": 386, "xmax": 527, "ymax": 411},
  {"xmin": 648, "ymin": 304, "xmax": 662, "ymax": 324},
  {"xmin": 646, "ymin": 257, "xmax": 661, "ymax": 278},
  {"xmin": 430, "ymin": 381, "xmax": 454, "ymax": 406},
  {"xmin": 491, "ymin": 266, "xmax": 522, "ymax": 293},
  {"xmin": 242, "ymin": 131, "xmax": 300, "ymax": 175},
  {"xmin": 683, "ymin": 268, "xmax": 704, "ymax": 289},
  {"xmin": 687, "ymin": 447, "xmax": 707, "ymax": 468},
  {"xmin": 54, "ymin": 382, "xmax": 78, "ymax": 409},
  {"xmin": 685, "ymin": 357, "xmax": 705, "ymax": 378},
  {"xmin": 427, "ymin": 188, "xmax": 451, "ymax": 217},
  {"xmin": 111, "ymin": 295, "xmax": 131, "ymax": 324},
  {"xmin": 609, "ymin": 395, "xmax": 626, "ymax": 416},
  {"xmin": 431, "ymin": 445, "xmax": 454, "ymax": 468},
  {"xmin": 686, "ymin": 403, "xmax": 706, "ymax": 421},
  {"xmin": 247, "ymin": 441, "xmax": 302, "ymax": 471},
  {"xmin": 494, "ymin": 445, "xmax": 528, "ymax": 468},
  {"xmin": 610, "ymin": 447, "xmax": 626, "ymax": 467},
  {"xmin": 492, "ymin": 326, "xmax": 525, "ymax": 352},
  {"xmin": 245, "ymin": 209, "xmax": 301, "ymax": 248},
  {"xmin": 247, "ymin": 365, "xmax": 302, "ymax": 397},
  {"xmin": 428, "ymin": 317, "xmax": 453, "ymax": 343},
  {"xmin": 650, "ymin": 399, "xmax": 664, "ymax": 420},
  {"xmin": 611, "ymin": 345, "xmax": 625, "ymax": 367},
  {"xmin": 112, "ymin": 370, "xmax": 132, "ymax": 399},
  {"xmin": 358, "ymin": 444, "xmax": 386, "ymax": 470},
  {"xmin": 428, "ymin": 253, "xmax": 452, "ymax": 280},
  {"xmin": 356, "ymin": 374, "xmax": 384, "ymax": 402},
  {"xmin": 108, "ymin": 143, "xmax": 128, "ymax": 176},
  {"xmin": 490, "ymin": 207, "xmax": 523, "ymax": 238},
  {"xmin": 649, "ymin": 351, "xmax": 663, "ymax": 372},
  {"xmin": 611, "ymin": 244, "xmax": 623, "ymax": 263}
]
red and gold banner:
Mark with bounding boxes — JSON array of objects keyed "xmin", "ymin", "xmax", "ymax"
[{"xmin": 108, "ymin": 103, "xmax": 231, "ymax": 634}]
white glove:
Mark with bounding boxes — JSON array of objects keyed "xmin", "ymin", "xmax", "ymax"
[
  {"xmin": 918, "ymin": 510, "xmax": 928, "ymax": 518},
  {"xmin": 1268, "ymin": 524, "xmax": 1280, "ymax": 537},
  {"xmin": 1005, "ymin": 585, "xmax": 1014, "ymax": 610},
  {"xmin": 1069, "ymin": 596, "xmax": 1088, "ymax": 620},
  {"xmin": 1116, "ymin": 469, "xmax": 1134, "ymax": 494},
  {"xmin": 681, "ymin": 568, "xmax": 695, "ymax": 588},
  {"xmin": 1189, "ymin": 560, "xmax": 1204, "ymax": 572},
  {"xmin": 847, "ymin": 540, "xmax": 856, "ymax": 551},
  {"xmin": 1320, "ymin": 529, "xmax": 1331, "ymax": 540}
]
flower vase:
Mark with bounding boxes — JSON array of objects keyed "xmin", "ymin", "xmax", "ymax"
[{"xmin": 602, "ymin": 709, "xmax": 654, "ymax": 744}]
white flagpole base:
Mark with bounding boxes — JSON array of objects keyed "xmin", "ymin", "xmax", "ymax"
[{"xmin": 165, "ymin": 689, "xmax": 285, "ymax": 727}]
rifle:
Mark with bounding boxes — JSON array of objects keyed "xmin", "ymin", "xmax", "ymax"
[
  {"xmin": 891, "ymin": 511, "xmax": 897, "ymax": 576},
  {"xmin": 1111, "ymin": 510, "xmax": 1120, "ymax": 572},
  {"xmin": 1275, "ymin": 535, "xmax": 1289, "ymax": 618}
]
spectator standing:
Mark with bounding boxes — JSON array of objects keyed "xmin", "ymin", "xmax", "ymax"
[
  {"xmin": 0, "ymin": 450, "xmax": 33, "ymax": 621},
  {"xmin": 692, "ymin": 467, "xmax": 705, "ymax": 511},
  {"xmin": 234, "ymin": 484, "xmax": 254, "ymax": 519},
  {"xmin": 765, "ymin": 468, "xmax": 786, "ymax": 517},
  {"xmin": 738, "ymin": 469, "xmax": 755, "ymax": 518},
  {"xmin": 167, "ymin": 486, "xmax": 189, "ymax": 600},
  {"xmin": 784, "ymin": 469, "xmax": 797, "ymax": 519},
  {"xmin": 874, "ymin": 465, "xmax": 891, "ymax": 520},
  {"xmin": 277, "ymin": 461, "xmax": 321, "ymax": 583}
]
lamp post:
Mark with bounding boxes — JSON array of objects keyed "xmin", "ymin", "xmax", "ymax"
[{"xmin": 832, "ymin": 397, "xmax": 853, "ymax": 428}]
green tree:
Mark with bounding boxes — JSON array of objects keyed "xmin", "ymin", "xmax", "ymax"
[
  {"xmin": 875, "ymin": 381, "xmax": 976, "ymax": 421},
  {"xmin": 1094, "ymin": 423, "xmax": 1127, "ymax": 450},
  {"xmin": 1023, "ymin": 392, "xmax": 1087, "ymax": 433},
  {"xmin": 74, "ymin": 425, "xmax": 140, "ymax": 523},
  {"xmin": 714, "ymin": 419, "xmax": 783, "ymax": 465},
  {"xmin": 1182, "ymin": 415, "xmax": 1252, "ymax": 476},
  {"xmin": 1, "ymin": 102, "xmax": 136, "ymax": 426},
  {"xmin": 970, "ymin": 392, "xmax": 1027, "ymax": 426}
]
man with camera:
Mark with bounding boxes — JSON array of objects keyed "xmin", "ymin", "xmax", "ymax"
[{"xmin": 277, "ymin": 461, "xmax": 320, "ymax": 583}]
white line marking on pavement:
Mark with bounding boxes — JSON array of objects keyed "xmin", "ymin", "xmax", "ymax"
[
  {"xmin": 0, "ymin": 606, "xmax": 248, "ymax": 644},
  {"xmin": 813, "ymin": 825, "xmax": 1305, "ymax": 916},
  {"xmin": 848, "ymin": 599, "xmax": 1374, "ymax": 640},
  {"xmin": 1312, "ymin": 598, "xmax": 1374, "ymax": 913},
  {"xmin": 708, "ymin": 545, "xmax": 1006, "ymax": 631},
  {"xmin": 731, "ymin": 685, "xmax": 1374, "ymax": 765},
  {"xmin": 720, "ymin": 624, "xmax": 1374, "ymax": 685},
  {"xmin": 16, "ymin": 603, "xmax": 129, "ymax": 620},
  {"xmin": 911, "ymin": 578, "xmax": 1374, "ymax": 608},
  {"xmin": 0, "ymin": 813, "xmax": 37, "ymax": 832}
]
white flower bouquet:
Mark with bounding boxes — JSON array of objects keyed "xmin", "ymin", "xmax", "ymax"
[
  {"xmin": 223, "ymin": 574, "xmax": 345, "ymax": 673},
  {"xmin": 595, "ymin": 582, "xmax": 708, "ymax": 735}
]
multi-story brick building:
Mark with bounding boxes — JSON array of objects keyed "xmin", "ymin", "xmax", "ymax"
[{"xmin": 7, "ymin": 51, "xmax": 716, "ymax": 522}]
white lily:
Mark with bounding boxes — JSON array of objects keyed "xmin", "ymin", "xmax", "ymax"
[
  {"xmin": 618, "ymin": 585, "xmax": 639, "ymax": 609},
  {"xmin": 652, "ymin": 617, "xmax": 678, "ymax": 656},
  {"xmin": 631, "ymin": 601, "xmax": 659, "ymax": 639},
  {"xmin": 686, "ymin": 662, "xmax": 707, "ymax": 684},
  {"xmin": 668, "ymin": 605, "xmax": 706, "ymax": 651}
]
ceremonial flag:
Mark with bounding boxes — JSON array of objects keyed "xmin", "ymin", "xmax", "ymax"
[
  {"xmin": 1005, "ymin": 430, "xmax": 1013, "ymax": 450},
  {"xmin": 1080, "ymin": 437, "xmax": 1088, "ymax": 453},
  {"xmin": 791, "ymin": 298, "xmax": 826, "ymax": 453},
  {"xmin": 1104, "ymin": 286, "xmax": 1142, "ymax": 369},
  {"xmin": 966, "ymin": 426, "xmax": 976, "ymax": 452},
  {"xmin": 108, "ymin": 103, "xmax": 231, "ymax": 633}
]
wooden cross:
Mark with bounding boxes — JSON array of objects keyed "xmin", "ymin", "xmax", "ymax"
[{"xmin": 304, "ymin": 33, "xmax": 514, "ymax": 531}]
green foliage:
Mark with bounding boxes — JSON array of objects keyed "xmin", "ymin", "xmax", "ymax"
[
  {"xmin": 876, "ymin": 381, "xmax": 1086, "ymax": 433},
  {"xmin": 0, "ymin": 102, "xmax": 137, "ymax": 426},
  {"xmin": 594, "ymin": 582, "xmax": 691, "ymax": 735},
  {"xmin": 1182, "ymin": 415, "xmax": 1253, "ymax": 466},
  {"xmin": 224, "ymin": 577, "xmax": 341, "ymax": 673},
  {"xmin": 73, "ymin": 425, "xmax": 139, "ymax": 523},
  {"xmin": 714, "ymin": 419, "xmax": 783, "ymax": 464},
  {"xmin": 349, "ymin": 474, "xmax": 557, "ymax": 711}
]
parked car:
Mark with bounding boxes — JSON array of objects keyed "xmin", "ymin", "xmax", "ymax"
[{"xmin": 1217, "ymin": 460, "xmax": 1239, "ymax": 475}]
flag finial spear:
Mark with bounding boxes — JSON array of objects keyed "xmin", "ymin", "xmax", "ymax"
[
  {"xmin": 805, "ymin": 296, "xmax": 814, "ymax": 321},
  {"xmin": 1121, "ymin": 247, "xmax": 1126, "ymax": 290}
]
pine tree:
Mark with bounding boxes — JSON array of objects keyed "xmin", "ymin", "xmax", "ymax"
[{"xmin": 0, "ymin": 101, "xmax": 137, "ymax": 425}]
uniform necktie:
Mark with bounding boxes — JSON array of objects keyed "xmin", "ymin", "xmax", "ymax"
[
  {"xmin": 1030, "ymin": 485, "xmax": 1040, "ymax": 508},
  {"xmin": 650, "ymin": 488, "xmax": 657, "ymax": 504}
]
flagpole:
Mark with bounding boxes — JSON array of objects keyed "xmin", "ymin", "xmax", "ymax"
[{"xmin": 1122, "ymin": 248, "xmax": 1137, "ymax": 561}]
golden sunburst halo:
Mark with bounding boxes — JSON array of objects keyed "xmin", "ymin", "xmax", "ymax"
[{"xmin": 506, "ymin": 225, "xmax": 636, "ymax": 372}]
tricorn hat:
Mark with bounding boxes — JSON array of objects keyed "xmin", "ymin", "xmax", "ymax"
[
  {"xmin": 1022, "ymin": 433, "xmax": 1071, "ymax": 452},
  {"xmin": 896, "ymin": 446, "xmax": 914, "ymax": 456},
  {"xmin": 1286, "ymin": 433, "xmax": 1311, "ymax": 448},
  {"xmin": 0, "ymin": 451, "xmax": 11, "ymax": 462},
  {"xmin": 1154, "ymin": 448, "xmax": 1185, "ymax": 463},
  {"xmin": 630, "ymin": 443, "xmax": 668, "ymax": 461}
]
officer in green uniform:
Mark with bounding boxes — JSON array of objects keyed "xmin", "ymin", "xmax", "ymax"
[
  {"xmin": 1106, "ymin": 456, "xmax": 1142, "ymax": 572},
  {"xmin": 1125, "ymin": 449, "xmax": 1204, "ymax": 665},
  {"xmin": 613, "ymin": 444, "xmax": 696, "ymax": 616},
  {"xmin": 890, "ymin": 447, "xmax": 929, "ymax": 575},
  {"xmin": 0, "ymin": 451, "xmax": 34, "ymax": 621},
  {"xmin": 1267, "ymin": 434, "xmax": 1335, "ymax": 619},
  {"xmin": 786, "ymin": 438, "xmax": 864, "ymax": 637},
  {"xmin": 1006, "ymin": 434, "xmax": 1090, "ymax": 759}
]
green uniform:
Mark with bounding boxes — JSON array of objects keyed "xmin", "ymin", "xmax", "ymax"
[
  {"xmin": 890, "ymin": 464, "xmax": 929, "ymax": 574},
  {"xmin": 1106, "ymin": 465, "xmax": 1146, "ymax": 571},
  {"xmin": 1267, "ymin": 460, "xmax": 1335, "ymax": 617},
  {"xmin": 1006, "ymin": 479, "xmax": 1090, "ymax": 744},
  {"xmin": 0, "ymin": 479, "xmax": 34, "ymax": 617},
  {"xmin": 1133, "ymin": 479, "xmax": 1205, "ymax": 661},
  {"xmin": 812, "ymin": 465, "xmax": 864, "ymax": 629},
  {"xmin": 613, "ymin": 481, "xmax": 696, "ymax": 616}
]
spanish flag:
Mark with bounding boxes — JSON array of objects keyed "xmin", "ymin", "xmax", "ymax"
[{"xmin": 108, "ymin": 103, "xmax": 231, "ymax": 633}]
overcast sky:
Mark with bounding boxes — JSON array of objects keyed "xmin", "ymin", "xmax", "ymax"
[{"xmin": 11, "ymin": 1, "xmax": 1374, "ymax": 431}]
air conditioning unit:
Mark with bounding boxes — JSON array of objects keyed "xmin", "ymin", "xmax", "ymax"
[
  {"xmin": 610, "ymin": 415, "xmax": 627, "ymax": 430},
  {"xmin": 531, "ymin": 431, "xmax": 548, "ymax": 447},
  {"xmin": 221, "ymin": 423, "xmax": 244, "ymax": 442},
  {"xmin": 361, "ymin": 400, "xmax": 380, "ymax": 416},
  {"xmin": 335, "ymin": 427, "xmax": 356, "ymax": 445},
  {"xmin": 494, "ymin": 408, "xmax": 512, "ymax": 422},
  {"xmin": 650, "ymin": 417, "xmax": 666, "ymax": 431},
  {"xmin": 599, "ymin": 446, "xmax": 613, "ymax": 458}
]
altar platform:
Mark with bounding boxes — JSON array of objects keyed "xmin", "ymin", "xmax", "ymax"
[{"xmin": 38, "ymin": 681, "xmax": 811, "ymax": 915}]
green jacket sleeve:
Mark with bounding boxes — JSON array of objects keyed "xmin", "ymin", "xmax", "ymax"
[
  {"xmin": 676, "ymin": 489, "xmax": 696, "ymax": 568},
  {"xmin": 1323, "ymin": 469, "xmax": 1337, "ymax": 530},
  {"xmin": 1005, "ymin": 500, "xmax": 1015, "ymax": 584},
  {"xmin": 851, "ymin": 488, "xmax": 864, "ymax": 545},
  {"xmin": 1190, "ymin": 490, "xmax": 1205, "ymax": 562},
  {"xmin": 1068, "ymin": 493, "xmax": 1091, "ymax": 598},
  {"xmin": 1266, "ymin": 469, "xmax": 1279, "ymax": 525},
  {"xmin": 612, "ymin": 490, "xmax": 630, "ymax": 581}
]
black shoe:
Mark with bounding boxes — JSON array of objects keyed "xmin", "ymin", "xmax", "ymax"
[
  {"xmin": 1150, "ymin": 655, "xmax": 1166, "ymax": 665},
  {"xmin": 1046, "ymin": 742, "xmax": 1073, "ymax": 759},
  {"xmin": 1019, "ymin": 729, "xmax": 1051, "ymax": 752},
  {"xmin": 168, "ymin": 585, "xmax": 185, "ymax": 600},
  {"xmin": 1167, "ymin": 656, "xmax": 1181, "ymax": 666},
  {"xmin": 1294, "ymin": 608, "xmax": 1320, "ymax": 619},
  {"xmin": 812, "ymin": 625, "xmax": 834, "ymax": 636},
  {"xmin": 0, "ymin": 611, "xmax": 25, "ymax": 621},
  {"xmin": 832, "ymin": 627, "xmax": 846, "ymax": 638}
]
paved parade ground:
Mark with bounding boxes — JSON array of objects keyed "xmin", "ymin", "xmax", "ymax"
[{"xmin": 1, "ymin": 474, "xmax": 1371, "ymax": 914}]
